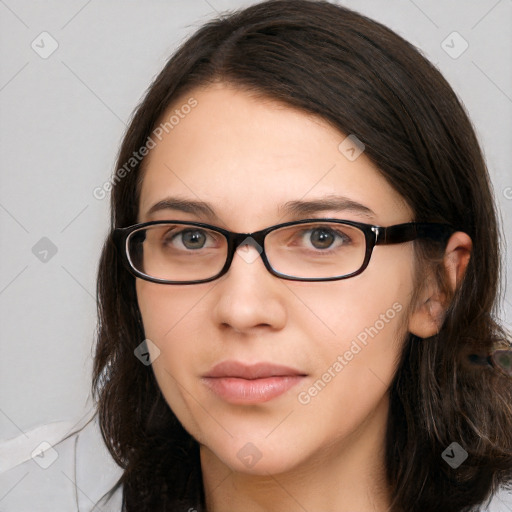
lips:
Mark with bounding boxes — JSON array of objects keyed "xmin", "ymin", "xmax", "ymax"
[{"xmin": 202, "ymin": 361, "xmax": 307, "ymax": 404}]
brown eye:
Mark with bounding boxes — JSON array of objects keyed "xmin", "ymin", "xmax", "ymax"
[{"xmin": 309, "ymin": 228, "xmax": 336, "ymax": 249}]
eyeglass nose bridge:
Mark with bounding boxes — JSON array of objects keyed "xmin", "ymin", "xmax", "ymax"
[
  {"xmin": 227, "ymin": 227, "xmax": 267, "ymax": 249},
  {"xmin": 223, "ymin": 230, "xmax": 272, "ymax": 272}
]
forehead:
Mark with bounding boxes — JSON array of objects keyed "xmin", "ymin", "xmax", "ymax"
[{"xmin": 138, "ymin": 83, "xmax": 412, "ymax": 229}]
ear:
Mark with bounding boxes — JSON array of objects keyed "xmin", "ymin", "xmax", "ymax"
[{"xmin": 408, "ymin": 231, "xmax": 472, "ymax": 339}]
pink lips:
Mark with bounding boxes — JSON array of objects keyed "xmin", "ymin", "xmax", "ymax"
[{"xmin": 202, "ymin": 361, "xmax": 306, "ymax": 404}]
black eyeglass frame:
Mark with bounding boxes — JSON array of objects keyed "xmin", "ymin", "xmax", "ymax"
[{"xmin": 113, "ymin": 218, "xmax": 456, "ymax": 285}]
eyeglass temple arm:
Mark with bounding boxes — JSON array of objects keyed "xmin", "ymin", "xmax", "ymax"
[{"xmin": 375, "ymin": 223, "xmax": 456, "ymax": 245}]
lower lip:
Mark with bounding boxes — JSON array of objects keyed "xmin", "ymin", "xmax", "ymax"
[{"xmin": 202, "ymin": 376, "xmax": 304, "ymax": 404}]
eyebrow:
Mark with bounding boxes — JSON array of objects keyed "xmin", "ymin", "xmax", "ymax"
[
  {"xmin": 146, "ymin": 197, "xmax": 221, "ymax": 221},
  {"xmin": 145, "ymin": 194, "xmax": 376, "ymax": 222},
  {"xmin": 279, "ymin": 196, "xmax": 376, "ymax": 220}
]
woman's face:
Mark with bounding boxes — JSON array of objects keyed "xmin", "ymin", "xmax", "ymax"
[{"xmin": 136, "ymin": 83, "xmax": 417, "ymax": 476}]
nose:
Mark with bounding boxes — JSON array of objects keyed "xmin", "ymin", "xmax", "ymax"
[{"xmin": 211, "ymin": 243, "xmax": 287, "ymax": 334}]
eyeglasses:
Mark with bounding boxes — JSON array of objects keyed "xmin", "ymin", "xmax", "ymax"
[{"xmin": 113, "ymin": 219, "xmax": 455, "ymax": 285}]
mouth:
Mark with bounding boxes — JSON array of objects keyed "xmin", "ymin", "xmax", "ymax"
[{"xmin": 202, "ymin": 361, "xmax": 307, "ymax": 404}]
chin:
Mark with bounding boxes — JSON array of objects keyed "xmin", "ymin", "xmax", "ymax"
[{"xmin": 203, "ymin": 433, "xmax": 309, "ymax": 476}]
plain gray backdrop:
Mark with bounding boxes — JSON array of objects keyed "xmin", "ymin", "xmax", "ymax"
[{"xmin": 1, "ymin": 0, "xmax": 511, "ymax": 451}]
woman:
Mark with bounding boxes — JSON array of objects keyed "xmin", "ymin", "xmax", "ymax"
[
  {"xmin": 2, "ymin": 0, "xmax": 511, "ymax": 510},
  {"xmin": 91, "ymin": 0, "xmax": 512, "ymax": 510}
]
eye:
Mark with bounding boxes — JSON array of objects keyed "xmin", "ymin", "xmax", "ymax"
[
  {"xmin": 301, "ymin": 226, "xmax": 352, "ymax": 250},
  {"xmin": 179, "ymin": 229, "xmax": 208, "ymax": 249},
  {"xmin": 309, "ymin": 227, "xmax": 336, "ymax": 249},
  {"xmin": 163, "ymin": 228, "xmax": 218, "ymax": 250}
]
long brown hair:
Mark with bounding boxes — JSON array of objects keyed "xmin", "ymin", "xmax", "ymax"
[{"xmin": 92, "ymin": 1, "xmax": 512, "ymax": 510}]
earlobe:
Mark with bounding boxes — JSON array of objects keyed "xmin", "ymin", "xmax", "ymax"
[
  {"xmin": 408, "ymin": 282, "xmax": 447, "ymax": 339},
  {"xmin": 408, "ymin": 231, "xmax": 472, "ymax": 339}
]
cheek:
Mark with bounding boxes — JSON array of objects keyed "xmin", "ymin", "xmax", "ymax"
[
  {"xmin": 297, "ymin": 249, "xmax": 413, "ymax": 347},
  {"xmin": 136, "ymin": 280, "xmax": 211, "ymax": 340},
  {"xmin": 135, "ymin": 280, "xmax": 213, "ymax": 433},
  {"xmin": 135, "ymin": 281, "xmax": 205, "ymax": 383},
  {"xmin": 293, "ymin": 246, "xmax": 414, "ymax": 396},
  {"xmin": 336, "ymin": 244, "xmax": 414, "ymax": 335},
  {"xmin": 291, "ymin": 289, "xmax": 411, "ymax": 444}
]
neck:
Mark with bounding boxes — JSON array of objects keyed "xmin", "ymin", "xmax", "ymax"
[{"xmin": 200, "ymin": 396, "xmax": 393, "ymax": 512}]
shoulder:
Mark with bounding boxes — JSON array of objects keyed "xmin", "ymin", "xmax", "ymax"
[{"xmin": 0, "ymin": 411, "xmax": 123, "ymax": 511}]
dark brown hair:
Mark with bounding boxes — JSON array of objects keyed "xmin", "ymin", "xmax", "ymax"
[{"xmin": 92, "ymin": 1, "xmax": 512, "ymax": 510}]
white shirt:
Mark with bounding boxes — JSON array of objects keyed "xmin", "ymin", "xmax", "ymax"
[{"xmin": 1, "ymin": 413, "xmax": 511, "ymax": 511}]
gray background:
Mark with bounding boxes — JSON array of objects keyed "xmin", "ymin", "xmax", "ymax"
[{"xmin": 0, "ymin": 0, "xmax": 511, "ymax": 449}]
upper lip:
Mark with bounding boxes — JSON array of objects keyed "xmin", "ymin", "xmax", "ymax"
[{"xmin": 203, "ymin": 361, "xmax": 306, "ymax": 380}]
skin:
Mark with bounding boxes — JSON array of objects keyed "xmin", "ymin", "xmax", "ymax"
[{"xmin": 135, "ymin": 83, "xmax": 472, "ymax": 511}]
